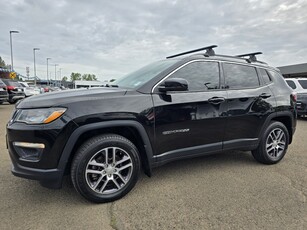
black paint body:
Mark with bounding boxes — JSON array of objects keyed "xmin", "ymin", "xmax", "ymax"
[{"xmin": 6, "ymin": 55, "xmax": 296, "ymax": 188}]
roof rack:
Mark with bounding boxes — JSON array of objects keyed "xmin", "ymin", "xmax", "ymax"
[
  {"xmin": 236, "ymin": 52, "xmax": 263, "ymax": 63},
  {"xmin": 166, "ymin": 45, "xmax": 218, "ymax": 59}
]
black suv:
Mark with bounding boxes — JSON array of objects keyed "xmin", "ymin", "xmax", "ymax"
[{"xmin": 6, "ymin": 45, "xmax": 297, "ymax": 203}]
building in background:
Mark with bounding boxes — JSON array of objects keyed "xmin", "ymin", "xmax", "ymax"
[
  {"xmin": 73, "ymin": 80, "xmax": 105, "ymax": 89},
  {"xmin": 278, "ymin": 63, "xmax": 307, "ymax": 78}
]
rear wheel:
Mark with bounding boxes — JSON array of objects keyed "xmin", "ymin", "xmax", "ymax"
[
  {"xmin": 71, "ymin": 134, "xmax": 140, "ymax": 203},
  {"xmin": 252, "ymin": 121, "xmax": 289, "ymax": 164}
]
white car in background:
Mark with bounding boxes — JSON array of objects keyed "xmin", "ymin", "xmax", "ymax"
[
  {"xmin": 18, "ymin": 82, "xmax": 41, "ymax": 97},
  {"xmin": 285, "ymin": 78, "xmax": 307, "ymax": 116}
]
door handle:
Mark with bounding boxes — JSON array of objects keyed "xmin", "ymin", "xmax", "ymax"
[
  {"xmin": 208, "ymin": 97, "xmax": 225, "ymax": 104},
  {"xmin": 259, "ymin": 93, "xmax": 271, "ymax": 99}
]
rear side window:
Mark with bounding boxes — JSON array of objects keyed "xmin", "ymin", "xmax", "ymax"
[
  {"xmin": 224, "ymin": 63, "xmax": 259, "ymax": 89},
  {"xmin": 286, "ymin": 80, "xmax": 297, "ymax": 89},
  {"xmin": 259, "ymin": 69, "xmax": 272, "ymax": 84},
  {"xmin": 298, "ymin": 80, "xmax": 307, "ymax": 89}
]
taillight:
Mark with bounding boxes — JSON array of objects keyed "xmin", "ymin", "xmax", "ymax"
[
  {"xmin": 291, "ymin": 92, "xmax": 297, "ymax": 102},
  {"xmin": 7, "ymin": 86, "xmax": 15, "ymax": 91}
]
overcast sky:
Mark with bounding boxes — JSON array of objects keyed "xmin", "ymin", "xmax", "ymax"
[{"xmin": 1, "ymin": 0, "xmax": 307, "ymax": 81}]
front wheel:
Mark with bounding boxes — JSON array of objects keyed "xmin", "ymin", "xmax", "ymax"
[
  {"xmin": 71, "ymin": 134, "xmax": 140, "ymax": 203},
  {"xmin": 252, "ymin": 121, "xmax": 289, "ymax": 164}
]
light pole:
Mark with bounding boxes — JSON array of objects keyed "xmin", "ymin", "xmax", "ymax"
[
  {"xmin": 9, "ymin": 30, "xmax": 19, "ymax": 71},
  {"xmin": 59, "ymin": 68, "xmax": 62, "ymax": 82},
  {"xmin": 47, "ymin": 58, "xmax": 51, "ymax": 85},
  {"xmin": 33, "ymin": 48, "xmax": 40, "ymax": 86},
  {"xmin": 54, "ymin": 64, "xmax": 58, "ymax": 86}
]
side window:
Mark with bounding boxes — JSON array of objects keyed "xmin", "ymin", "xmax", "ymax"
[
  {"xmin": 168, "ymin": 61, "xmax": 220, "ymax": 91},
  {"xmin": 268, "ymin": 70, "xmax": 284, "ymax": 80},
  {"xmin": 259, "ymin": 69, "xmax": 272, "ymax": 84},
  {"xmin": 224, "ymin": 63, "xmax": 260, "ymax": 89},
  {"xmin": 298, "ymin": 80, "xmax": 307, "ymax": 89},
  {"xmin": 286, "ymin": 80, "xmax": 297, "ymax": 89}
]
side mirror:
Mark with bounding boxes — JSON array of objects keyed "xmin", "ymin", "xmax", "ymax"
[{"xmin": 158, "ymin": 78, "xmax": 188, "ymax": 92}]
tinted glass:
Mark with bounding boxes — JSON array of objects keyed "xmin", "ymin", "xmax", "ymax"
[
  {"xmin": 286, "ymin": 80, "xmax": 296, "ymax": 89},
  {"xmin": 169, "ymin": 61, "xmax": 219, "ymax": 91},
  {"xmin": 114, "ymin": 60, "xmax": 177, "ymax": 89},
  {"xmin": 2, "ymin": 79, "xmax": 22, "ymax": 87},
  {"xmin": 259, "ymin": 69, "xmax": 271, "ymax": 84},
  {"xmin": 224, "ymin": 64, "xmax": 259, "ymax": 89},
  {"xmin": 298, "ymin": 80, "xmax": 307, "ymax": 89},
  {"xmin": 268, "ymin": 70, "xmax": 283, "ymax": 81}
]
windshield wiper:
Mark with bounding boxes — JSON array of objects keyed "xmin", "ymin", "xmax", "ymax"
[{"xmin": 105, "ymin": 84, "xmax": 119, "ymax": 88}]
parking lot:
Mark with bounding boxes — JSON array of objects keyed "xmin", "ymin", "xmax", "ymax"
[{"xmin": 0, "ymin": 103, "xmax": 306, "ymax": 229}]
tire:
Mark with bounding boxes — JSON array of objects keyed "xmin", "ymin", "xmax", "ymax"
[
  {"xmin": 71, "ymin": 134, "xmax": 141, "ymax": 203},
  {"xmin": 9, "ymin": 100, "xmax": 16, "ymax": 104},
  {"xmin": 252, "ymin": 121, "xmax": 289, "ymax": 164}
]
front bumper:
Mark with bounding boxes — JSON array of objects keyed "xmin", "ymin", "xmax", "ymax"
[
  {"xmin": 10, "ymin": 159, "xmax": 64, "ymax": 189},
  {"xmin": 6, "ymin": 114, "xmax": 78, "ymax": 188}
]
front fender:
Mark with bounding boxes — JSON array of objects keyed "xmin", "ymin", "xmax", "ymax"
[{"xmin": 57, "ymin": 120, "xmax": 154, "ymax": 176}]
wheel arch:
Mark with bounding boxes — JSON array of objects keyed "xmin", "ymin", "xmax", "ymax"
[
  {"xmin": 58, "ymin": 121, "xmax": 154, "ymax": 178},
  {"xmin": 261, "ymin": 112, "xmax": 295, "ymax": 144}
]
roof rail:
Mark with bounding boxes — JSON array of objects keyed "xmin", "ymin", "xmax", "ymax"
[
  {"xmin": 236, "ymin": 52, "xmax": 263, "ymax": 63},
  {"xmin": 166, "ymin": 45, "xmax": 218, "ymax": 59}
]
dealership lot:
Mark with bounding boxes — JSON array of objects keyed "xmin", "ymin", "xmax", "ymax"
[{"xmin": 0, "ymin": 104, "xmax": 306, "ymax": 229}]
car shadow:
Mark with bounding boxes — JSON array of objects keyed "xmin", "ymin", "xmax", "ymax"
[{"xmin": 9, "ymin": 150, "xmax": 258, "ymax": 205}]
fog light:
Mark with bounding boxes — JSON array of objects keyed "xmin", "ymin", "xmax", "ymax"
[{"xmin": 13, "ymin": 142, "xmax": 45, "ymax": 162}]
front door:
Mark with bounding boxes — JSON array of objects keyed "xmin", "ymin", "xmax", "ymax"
[{"xmin": 151, "ymin": 60, "xmax": 227, "ymax": 163}]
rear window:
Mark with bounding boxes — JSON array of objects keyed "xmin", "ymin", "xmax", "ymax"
[
  {"xmin": 298, "ymin": 80, "xmax": 307, "ymax": 89},
  {"xmin": 286, "ymin": 80, "xmax": 297, "ymax": 89},
  {"xmin": 2, "ymin": 79, "xmax": 22, "ymax": 87}
]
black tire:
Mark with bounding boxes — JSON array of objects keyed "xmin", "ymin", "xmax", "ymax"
[
  {"xmin": 9, "ymin": 100, "xmax": 16, "ymax": 104},
  {"xmin": 252, "ymin": 121, "xmax": 289, "ymax": 164},
  {"xmin": 71, "ymin": 134, "xmax": 140, "ymax": 203}
]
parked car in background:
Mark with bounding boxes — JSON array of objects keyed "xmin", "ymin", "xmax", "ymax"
[
  {"xmin": 19, "ymin": 82, "xmax": 41, "ymax": 97},
  {"xmin": 1, "ymin": 78, "xmax": 25, "ymax": 104},
  {"xmin": 285, "ymin": 78, "xmax": 307, "ymax": 116},
  {"xmin": 0, "ymin": 79, "xmax": 9, "ymax": 104}
]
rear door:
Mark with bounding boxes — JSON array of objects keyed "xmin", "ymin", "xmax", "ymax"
[{"xmin": 222, "ymin": 63, "xmax": 275, "ymax": 150}]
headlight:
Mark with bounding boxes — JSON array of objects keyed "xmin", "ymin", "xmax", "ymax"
[{"xmin": 15, "ymin": 108, "xmax": 66, "ymax": 124}]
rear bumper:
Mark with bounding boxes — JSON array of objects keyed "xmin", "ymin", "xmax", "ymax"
[
  {"xmin": 10, "ymin": 95, "xmax": 25, "ymax": 101},
  {"xmin": 0, "ymin": 92, "xmax": 8, "ymax": 102}
]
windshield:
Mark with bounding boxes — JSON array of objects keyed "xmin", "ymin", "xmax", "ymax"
[{"xmin": 113, "ymin": 59, "xmax": 177, "ymax": 89}]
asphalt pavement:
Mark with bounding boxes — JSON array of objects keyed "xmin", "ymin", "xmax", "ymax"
[{"xmin": 0, "ymin": 103, "xmax": 306, "ymax": 230}]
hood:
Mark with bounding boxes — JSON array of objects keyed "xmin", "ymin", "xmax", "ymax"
[{"xmin": 17, "ymin": 87, "xmax": 127, "ymax": 109}]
